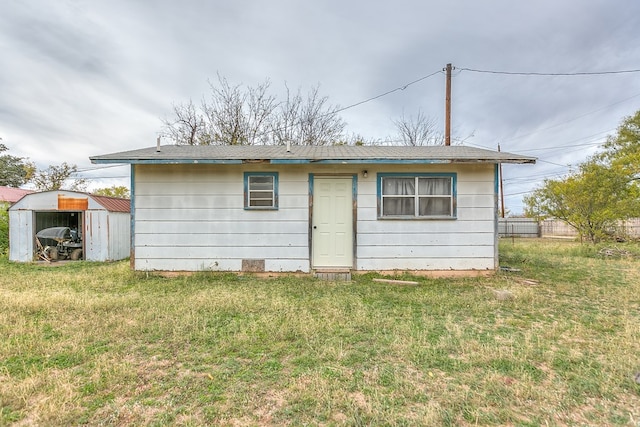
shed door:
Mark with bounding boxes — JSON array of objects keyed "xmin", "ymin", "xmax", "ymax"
[{"xmin": 312, "ymin": 177, "xmax": 353, "ymax": 268}]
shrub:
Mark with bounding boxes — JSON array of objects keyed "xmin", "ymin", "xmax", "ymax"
[{"xmin": 0, "ymin": 202, "xmax": 8, "ymax": 255}]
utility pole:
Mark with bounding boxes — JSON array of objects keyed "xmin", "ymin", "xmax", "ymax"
[
  {"xmin": 498, "ymin": 144, "xmax": 505, "ymax": 218},
  {"xmin": 444, "ymin": 63, "xmax": 453, "ymax": 146}
]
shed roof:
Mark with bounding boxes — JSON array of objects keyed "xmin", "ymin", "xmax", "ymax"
[
  {"xmin": 8, "ymin": 190, "xmax": 130, "ymax": 213},
  {"xmin": 89, "ymin": 194, "xmax": 131, "ymax": 213},
  {"xmin": 91, "ymin": 145, "xmax": 536, "ymax": 165},
  {"xmin": 0, "ymin": 186, "xmax": 34, "ymax": 203}
]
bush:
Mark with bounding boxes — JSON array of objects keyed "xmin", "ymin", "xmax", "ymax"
[{"xmin": 0, "ymin": 202, "xmax": 9, "ymax": 255}]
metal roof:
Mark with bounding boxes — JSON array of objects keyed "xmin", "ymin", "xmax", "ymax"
[
  {"xmin": 90, "ymin": 194, "xmax": 131, "ymax": 213},
  {"xmin": 91, "ymin": 145, "xmax": 536, "ymax": 165},
  {"xmin": 7, "ymin": 190, "xmax": 130, "ymax": 213},
  {"xmin": 0, "ymin": 186, "xmax": 34, "ymax": 203}
]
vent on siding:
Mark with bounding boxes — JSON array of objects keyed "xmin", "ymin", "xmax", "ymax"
[
  {"xmin": 242, "ymin": 259, "xmax": 265, "ymax": 272},
  {"xmin": 314, "ymin": 269, "xmax": 352, "ymax": 281}
]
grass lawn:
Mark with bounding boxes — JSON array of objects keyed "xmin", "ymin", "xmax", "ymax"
[{"xmin": 1, "ymin": 239, "xmax": 639, "ymax": 426}]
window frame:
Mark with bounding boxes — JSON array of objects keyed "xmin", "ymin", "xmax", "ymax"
[
  {"xmin": 244, "ymin": 172, "xmax": 279, "ymax": 210},
  {"xmin": 377, "ymin": 172, "xmax": 457, "ymax": 219}
]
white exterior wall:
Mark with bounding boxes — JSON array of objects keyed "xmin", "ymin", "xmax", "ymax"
[
  {"xmin": 133, "ymin": 163, "xmax": 498, "ymax": 272},
  {"xmin": 356, "ymin": 164, "xmax": 497, "ymax": 271},
  {"xmin": 133, "ymin": 164, "xmax": 311, "ymax": 271}
]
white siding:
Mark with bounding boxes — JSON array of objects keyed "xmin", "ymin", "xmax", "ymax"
[
  {"xmin": 355, "ymin": 164, "xmax": 497, "ymax": 271},
  {"xmin": 133, "ymin": 164, "xmax": 310, "ymax": 272},
  {"xmin": 132, "ymin": 163, "xmax": 498, "ymax": 272}
]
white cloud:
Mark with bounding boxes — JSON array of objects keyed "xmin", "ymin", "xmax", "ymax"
[{"xmin": 1, "ymin": 0, "xmax": 639, "ymax": 213}]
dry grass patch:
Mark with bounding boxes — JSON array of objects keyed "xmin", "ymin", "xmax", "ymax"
[{"xmin": 1, "ymin": 239, "xmax": 639, "ymax": 425}]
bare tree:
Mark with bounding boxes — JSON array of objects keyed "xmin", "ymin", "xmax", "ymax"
[
  {"xmin": 161, "ymin": 100, "xmax": 209, "ymax": 145},
  {"xmin": 298, "ymin": 85, "xmax": 347, "ymax": 146},
  {"xmin": 271, "ymin": 84, "xmax": 346, "ymax": 146},
  {"xmin": 32, "ymin": 163, "xmax": 87, "ymax": 192},
  {"xmin": 271, "ymin": 83, "xmax": 303, "ymax": 146},
  {"xmin": 202, "ymin": 74, "xmax": 277, "ymax": 145},
  {"xmin": 393, "ymin": 110, "xmax": 443, "ymax": 146},
  {"xmin": 163, "ymin": 75, "xmax": 347, "ymax": 146}
]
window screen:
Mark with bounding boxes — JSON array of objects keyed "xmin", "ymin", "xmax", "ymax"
[{"xmin": 245, "ymin": 173, "xmax": 278, "ymax": 209}]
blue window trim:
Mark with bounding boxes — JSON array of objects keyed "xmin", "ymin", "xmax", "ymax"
[
  {"xmin": 377, "ymin": 172, "xmax": 457, "ymax": 219},
  {"xmin": 244, "ymin": 172, "xmax": 279, "ymax": 210}
]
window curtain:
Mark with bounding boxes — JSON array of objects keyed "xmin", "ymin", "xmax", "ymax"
[
  {"xmin": 418, "ymin": 177, "xmax": 451, "ymax": 216},
  {"xmin": 382, "ymin": 178, "xmax": 415, "ymax": 216},
  {"xmin": 382, "ymin": 177, "xmax": 452, "ymax": 216}
]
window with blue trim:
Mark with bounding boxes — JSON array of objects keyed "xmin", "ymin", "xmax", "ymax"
[
  {"xmin": 244, "ymin": 172, "xmax": 278, "ymax": 209},
  {"xmin": 378, "ymin": 173, "xmax": 456, "ymax": 218}
]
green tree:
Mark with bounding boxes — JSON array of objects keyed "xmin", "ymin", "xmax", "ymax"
[
  {"xmin": 600, "ymin": 110, "xmax": 640, "ymax": 180},
  {"xmin": 598, "ymin": 110, "xmax": 640, "ymax": 220},
  {"xmin": 0, "ymin": 143, "xmax": 35, "ymax": 187},
  {"xmin": 525, "ymin": 161, "xmax": 637, "ymax": 242},
  {"xmin": 32, "ymin": 162, "xmax": 87, "ymax": 192},
  {"xmin": 524, "ymin": 110, "xmax": 640, "ymax": 242},
  {"xmin": 92, "ymin": 185, "xmax": 130, "ymax": 199}
]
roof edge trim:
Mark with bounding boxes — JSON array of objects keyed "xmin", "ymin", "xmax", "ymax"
[{"xmin": 91, "ymin": 158, "xmax": 535, "ymax": 165}]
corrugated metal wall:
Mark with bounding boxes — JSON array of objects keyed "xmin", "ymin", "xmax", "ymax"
[
  {"xmin": 498, "ymin": 218, "xmax": 540, "ymax": 238},
  {"xmin": 9, "ymin": 191, "xmax": 130, "ymax": 262},
  {"xmin": 9, "ymin": 210, "xmax": 32, "ymax": 261}
]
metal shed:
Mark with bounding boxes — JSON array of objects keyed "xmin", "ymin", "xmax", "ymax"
[{"xmin": 9, "ymin": 190, "xmax": 130, "ymax": 262}]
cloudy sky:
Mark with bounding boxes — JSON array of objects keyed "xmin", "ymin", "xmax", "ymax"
[{"xmin": 1, "ymin": 0, "xmax": 639, "ymax": 213}]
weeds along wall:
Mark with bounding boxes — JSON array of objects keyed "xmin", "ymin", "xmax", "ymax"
[{"xmin": 0, "ymin": 202, "xmax": 9, "ymax": 254}]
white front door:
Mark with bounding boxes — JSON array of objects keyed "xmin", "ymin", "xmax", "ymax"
[{"xmin": 312, "ymin": 177, "xmax": 353, "ymax": 268}]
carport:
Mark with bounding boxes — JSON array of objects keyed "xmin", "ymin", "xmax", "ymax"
[{"xmin": 9, "ymin": 190, "xmax": 130, "ymax": 262}]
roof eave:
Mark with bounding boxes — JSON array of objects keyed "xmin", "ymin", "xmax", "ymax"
[{"xmin": 91, "ymin": 157, "xmax": 536, "ymax": 165}]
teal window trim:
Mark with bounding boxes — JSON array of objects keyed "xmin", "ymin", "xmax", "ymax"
[
  {"xmin": 377, "ymin": 172, "xmax": 457, "ymax": 219},
  {"xmin": 244, "ymin": 172, "xmax": 279, "ymax": 210}
]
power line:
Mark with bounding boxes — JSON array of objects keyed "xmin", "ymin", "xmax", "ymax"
[
  {"xmin": 505, "ymin": 190, "xmax": 536, "ymax": 197},
  {"xmin": 72, "ymin": 175, "xmax": 129, "ymax": 180},
  {"xmin": 76, "ymin": 164, "xmax": 129, "ymax": 172},
  {"xmin": 516, "ymin": 140, "xmax": 603, "ymax": 153},
  {"xmin": 505, "ymin": 168, "xmax": 568, "ymax": 182},
  {"xmin": 255, "ymin": 70, "xmax": 443, "ymax": 141},
  {"xmin": 501, "ymin": 93, "xmax": 640, "ymax": 142},
  {"xmin": 333, "ymin": 70, "xmax": 442, "ymax": 115},
  {"xmin": 537, "ymin": 159, "xmax": 570, "ymax": 167},
  {"xmin": 339, "ymin": 65, "xmax": 640, "ymax": 123},
  {"xmin": 459, "ymin": 67, "xmax": 640, "ymax": 76}
]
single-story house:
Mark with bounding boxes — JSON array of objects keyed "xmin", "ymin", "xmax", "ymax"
[
  {"xmin": 90, "ymin": 145, "xmax": 535, "ymax": 275},
  {"xmin": 9, "ymin": 190, "xmax": 131, "ymax": 262}
]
